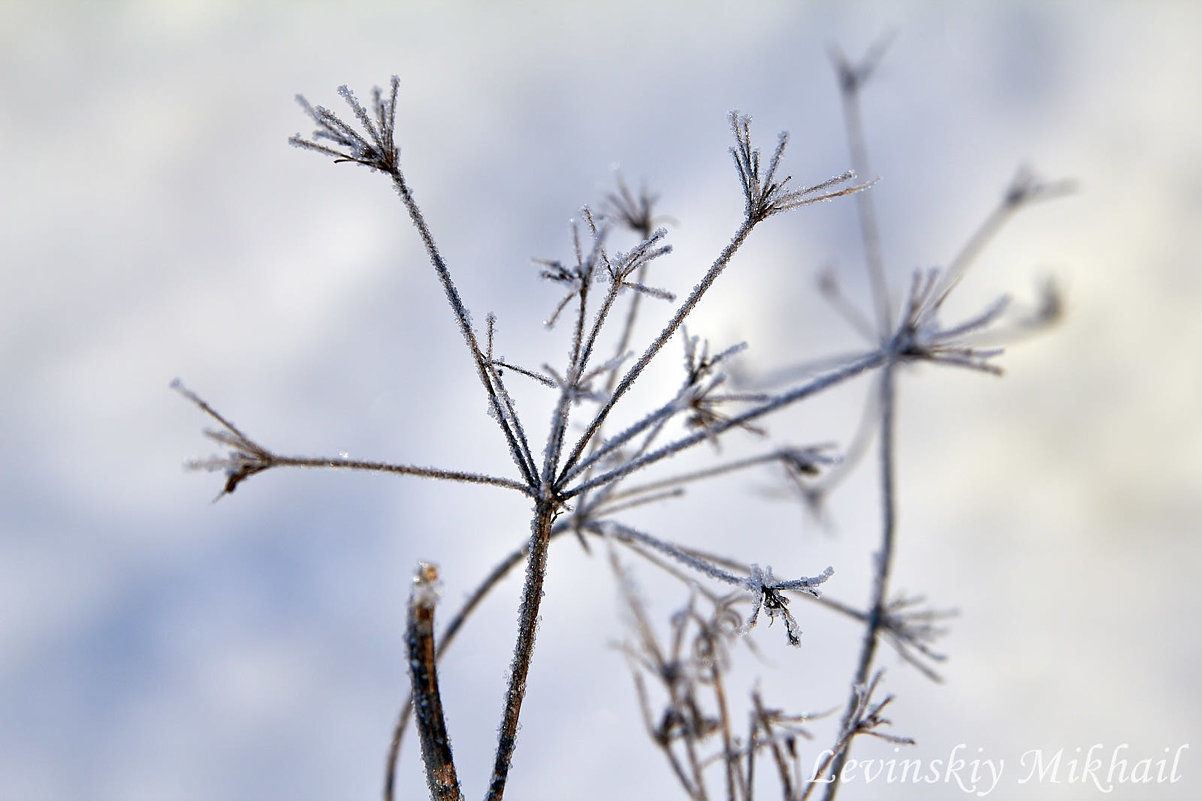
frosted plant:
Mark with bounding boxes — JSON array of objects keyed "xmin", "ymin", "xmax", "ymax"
[{"xmin": 178, "ymin": 41, "xmax": 1063, "ymax": 801}]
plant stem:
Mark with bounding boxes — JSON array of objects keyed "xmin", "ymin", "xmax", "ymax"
[
  {"xmin": 833, "ymin": 49, "xmax": 892, "ymax": 337},
  {"xmin": 407, "ymin": 563, "xmax": 464, "ymax": 801},
  {"xmin": 271, "ymin": 456, "xmax": 531, "ymax": 495},
  {"xmin": 821, "ymin": 363, "xmax": 896, "ymax": 801},
  {"xmin": 486, "ymin": 498, "xmax": 558, "ymax": 801},
  {"xmin": 390, "ymin": 170, "xmax": 539, "ymax": 488}
]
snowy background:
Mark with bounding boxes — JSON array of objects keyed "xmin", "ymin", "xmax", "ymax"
[{"xmin": 3, "ymin": 1, "xmax": 1200, "ymax": 799}]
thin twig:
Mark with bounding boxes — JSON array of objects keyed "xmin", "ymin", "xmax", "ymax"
[
  {"xmin": 174, "ymin": 380, "xmax": 531, "ymax": 498},
  {"xmin": 921, "ymin": 167, "xmax": 1076, "ymax": 318},
  {"xmin": 830, "ymin": 41, "xmax": 893, "ymax": 338},
  {"xmin": 821, "ymin": 361, "xmax": 897, "ymax": 801},
  {"xmin": 389, "ymin": 169, "xmax": 540, "ymax": 489},
  {"xmin": 271, "ymin": 456, "xmax": 531, "ymax": 493}
]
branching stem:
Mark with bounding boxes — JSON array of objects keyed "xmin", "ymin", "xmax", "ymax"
[
  {"xmin": 558, "ymin": 219, "xmax": 757, "ymax": 484},
  {"xmin": 564, "ymin": 351, "xmax": 884, "ymax": 500}
]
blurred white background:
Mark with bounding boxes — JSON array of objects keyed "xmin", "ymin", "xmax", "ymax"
[{"xmin": 2, "ymin": 1, "xmax": 1200, "ymax": 799}]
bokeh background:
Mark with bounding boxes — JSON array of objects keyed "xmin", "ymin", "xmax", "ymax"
[{"xmin": 3, "ymin": 1, "xmax": 1199, "ymax": 799}]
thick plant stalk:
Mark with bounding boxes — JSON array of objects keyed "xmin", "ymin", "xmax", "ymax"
[
  {"xmin": 407, "ymin": 563, "xmax": 464, "ymax": 801},
  {"xmin": 486, "ymin": 499, "xmax": 558, "ymax": 801}
]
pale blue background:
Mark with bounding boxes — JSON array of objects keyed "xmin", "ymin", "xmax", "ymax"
[{"xmin": 2, "ymin": 2, "xmax": 1199, "ymax": 799}]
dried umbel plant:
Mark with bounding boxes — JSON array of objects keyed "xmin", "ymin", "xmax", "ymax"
[{"xmin": 178, "ymin": 41, "xmax": 1063, "ymax": 801}]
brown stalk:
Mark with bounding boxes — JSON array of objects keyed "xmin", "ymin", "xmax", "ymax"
[{"xmin": 406, "ymin": 563, "xmax": 463, "ymax": 801}]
